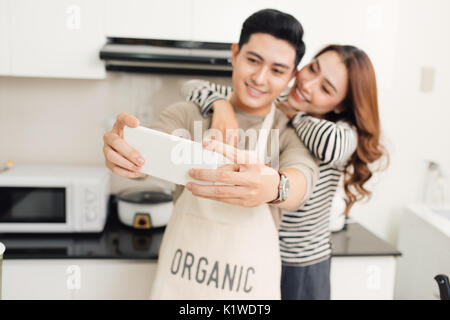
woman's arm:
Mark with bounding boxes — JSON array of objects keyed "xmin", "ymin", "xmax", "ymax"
[
  {"xmin": 291, "ymin": 112, "xmax": 358, "ymax": 165},
  {"xmin": 182, "ymin": 80, "xmax": 238, "ymax": 146},
  {"xmin": 182, "ymin": 80, "xmax": 288, "ymax": 117},
  {"xmin": 182, "ymin": 80, "xmax": 233, "ymax": 117}
]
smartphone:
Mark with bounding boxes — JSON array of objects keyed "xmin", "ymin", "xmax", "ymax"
[{"xmin": 124, "ymin": 126, "xmax": 231, "ymax": 185}]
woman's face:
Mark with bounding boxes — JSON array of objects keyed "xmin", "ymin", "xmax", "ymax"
[{"xmin": 286, "ymin": 50, "xmax": 349, "ymax": 117}]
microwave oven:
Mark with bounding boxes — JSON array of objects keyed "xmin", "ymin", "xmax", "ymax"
[{"xmin": 0, "ymin": 165, "xmax": 110, "ymax": 233}]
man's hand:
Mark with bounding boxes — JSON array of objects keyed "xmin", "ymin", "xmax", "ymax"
[
  {"xmin": 103, "ymin": 113, "xmax": 146, "ymax": 179},
  {"xmin": 210, "ymin": 100, "xmax": 239, "ymax": 147},
  {"xmin": 186, "ymin": 139, "xmax": 280, "ymax": 207}
]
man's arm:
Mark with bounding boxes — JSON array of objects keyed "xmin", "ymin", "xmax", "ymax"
[
  {"xmin": 271, "ymin": 168, "xmax": 308, "ymax": 211},
  {"xmin": 274, "ymin": 126, "xmax": 320, "ymax": 211},
  {"xmin": 185, "ymin": 133, "xmax": 319, "ymax": 211},
  {"xmin": 148, "ymin": 101, "xmax": 190, "ymax": 135}
]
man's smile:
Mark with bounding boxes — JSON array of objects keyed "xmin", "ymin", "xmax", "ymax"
[{"xmin": 245, "ymin": 81, "xmax": 267, "ymax": 97}]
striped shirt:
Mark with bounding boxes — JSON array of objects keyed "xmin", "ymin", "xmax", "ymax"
[{"xmin": 183, "ymin": 80, "xmax": 357, "ymax": 267}]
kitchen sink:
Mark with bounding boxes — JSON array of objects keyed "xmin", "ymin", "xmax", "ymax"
[{"xmin": 432, "ymin": 208, "xmax": 450, "ymax": 221}]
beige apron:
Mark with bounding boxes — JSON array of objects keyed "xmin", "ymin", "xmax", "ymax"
[{"xmin": 150, "ymin": 106, "xmax": 280, "ymax": 300}]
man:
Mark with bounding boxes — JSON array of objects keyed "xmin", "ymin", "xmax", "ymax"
[
  {"xmin": 103, "ymin": 9, "xmax": 317, "ymax": 212},
  {"xmin": 103, "ymin": 9, "xmax": 319, "ymax": 299}
]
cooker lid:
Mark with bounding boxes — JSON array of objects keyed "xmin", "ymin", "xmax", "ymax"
[{"xmin": 116, "ymin": 187, "xmax": 172, "ymax": 204}]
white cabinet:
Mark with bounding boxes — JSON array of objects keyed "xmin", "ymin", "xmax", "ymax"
[
  {"xmin": 191, "ymin": 0, "xmax": 366, "ymax": 47},
  {"xmin": 191, "ymin": 0, "xmax": 313, "ymax": 44},
  {"xmin": 0, "ymin": 0, "xmax": 10, "ymax": 75},
  {"xmin": 2, "ymin": 260, "xmax": 73, "ymax": 299},
  {"xmin": 191, "ymin": 0, "xmax": 276, "ymax": 43},
  {"xmin": 395, "ymin": 205, "xmax": 450, "ymax": 300},
  {"xmin": 331, "ymin": 256, "xmax": 397, "ymax": 300},
  {"xmin": 105, "ymin": 0, "xmax": 193, "ymax": 41},
  {"xmin": 0, "ymin": 0, "xmax": 390, "ymax": 79},
  {"xmin": 9, "ymin": 0, "xmax": 105, "ymax": 79},
  {"xmin": 2, "ymin": 257, "xmax": 396, "ymax": 299},
  {"xmin": 2, "ymin": 260, "xmax": 157, "ymax": 300},
  {"xmin": 190, "ymin": 0, "xmax": 369, "ymax": 62}
]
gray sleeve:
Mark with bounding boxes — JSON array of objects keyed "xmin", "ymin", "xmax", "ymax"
[
  {"xmin": 278, "ymin": 127, "xmax": 320, "ymax": 210},
  {"xmin": 148, "ymin": 101, "xmax": 191, "ymax": 137}
]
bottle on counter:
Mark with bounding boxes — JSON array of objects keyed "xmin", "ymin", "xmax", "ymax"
[{"xmin": 423, "ymin": 161, "xmax": 449, "ymax": 210}]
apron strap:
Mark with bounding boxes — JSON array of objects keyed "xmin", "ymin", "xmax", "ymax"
[{"xmin": 255, "ymin": 104, "xmax": 276, "ymax": 163}]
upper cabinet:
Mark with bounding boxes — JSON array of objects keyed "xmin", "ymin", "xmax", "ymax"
[
  {"xmin": 105, "ymin": 0, "xmax": 193, "ymax": 41},
  {"xmin": 9, "ymin": 0, "xmax": 105, "ymax": 79},
  {"xmin": 0, "ymin": 0, "xmax": 373, "ymax": 79},
  {"xmin": 192, "ymin": 0, "xmax": 368, "ymax": 58},
  {"xmin": 191, "ymin": 0, "xmax": 276, "ymax": 43},
  {"xmin": 286, "ymin": 0, "xmax": 366, "ymax": 60},
  {"xmin": 0, "ymin": 0, "xmax": 10, "ymax": 75}
]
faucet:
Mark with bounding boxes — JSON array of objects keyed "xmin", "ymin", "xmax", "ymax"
[{"xmin": 434, "ymin": 274, "xmax": 450, "ymax": 300}]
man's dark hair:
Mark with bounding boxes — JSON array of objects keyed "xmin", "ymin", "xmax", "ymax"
[{"xmin": 238, "ymin": 9, "xmax": 305, "ymax": 68}]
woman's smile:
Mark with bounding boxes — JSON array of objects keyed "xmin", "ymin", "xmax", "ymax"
[{"xmin": 291, "ymin": 86, "xmax": 308, "ymax": 103}]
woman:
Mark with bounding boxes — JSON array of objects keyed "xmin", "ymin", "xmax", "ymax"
[{"xmin": 183, "ymin": 44, "xmax": 387, "ymax": 300}]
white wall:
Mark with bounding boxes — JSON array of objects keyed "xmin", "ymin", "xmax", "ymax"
[
  {"xmin": 349, "ymin": 0, "xmax": 450, "ymax": 245},
  {"xmin": 1, "ymin": 0, "xmax": 449, "ymax": 248}
]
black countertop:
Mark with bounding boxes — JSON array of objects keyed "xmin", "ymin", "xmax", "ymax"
[{"xmin": 0, "ymin": 197, "xmax": 401, "ymax": 260}]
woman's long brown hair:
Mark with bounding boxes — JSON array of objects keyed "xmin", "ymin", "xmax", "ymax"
[{"xmin": 314, "ymin": 45, "xmax": 387, "ymax": 215}]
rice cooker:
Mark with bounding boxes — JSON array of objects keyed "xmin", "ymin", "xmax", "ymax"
[{"xmin": 116, "ymin": 187, "xmax": 173, "ymax": 229}]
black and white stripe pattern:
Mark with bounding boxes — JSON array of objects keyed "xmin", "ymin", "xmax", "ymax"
[
  {"xmin": 183, "ymin": 81, "xmax": 358, "ymax": 267},
  {"xmin": 185, "ymin": 80, "xmax": 233, "ymax": 116},
  {"xmin": 281, "ymin": 113, "xmax": 356, "ymax": 266}
]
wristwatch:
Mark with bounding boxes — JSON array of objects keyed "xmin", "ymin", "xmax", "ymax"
[{"xmin": 268, "ymin": 170, "xmax": 290, "ymax": 204}]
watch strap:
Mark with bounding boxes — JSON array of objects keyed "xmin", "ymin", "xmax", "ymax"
[{"xmin": 268, "ymin": 170, "xmax": 287, "ymax": 204}]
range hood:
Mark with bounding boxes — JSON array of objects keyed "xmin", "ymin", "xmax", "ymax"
[{"xmin": 99, "ymin": 38, "xmax": 233, "ymax": 76}]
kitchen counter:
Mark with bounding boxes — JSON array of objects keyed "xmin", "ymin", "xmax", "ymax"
[
  {"xmin": 0, "ymin": 196, "xmax": 401, "ymax": 260},
  {"xmin": 331, "ymin": 221, "xmax": 401, "ymax": 257}
]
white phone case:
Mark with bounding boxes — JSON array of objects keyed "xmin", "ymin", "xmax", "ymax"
[{"xmin": 124, "ymin": 126, "xmax": 232, "ymax": 186}]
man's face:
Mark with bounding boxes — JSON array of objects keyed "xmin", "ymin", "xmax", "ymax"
[{"xmin": 231, "ymin": 33, "xmax": 296, "ymax": 113}]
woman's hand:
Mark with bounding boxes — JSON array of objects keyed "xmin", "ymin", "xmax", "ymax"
[
  {"xmin": 276, "ymin": 100, "xmax": 298, "ymax": 119},
  {"xmin": 185, "ymin": 139, "xmax": 280, "ymax": 207},
  {"xmin": 210, "ymin": 100, "xmax": 239, "ymax": 147}
]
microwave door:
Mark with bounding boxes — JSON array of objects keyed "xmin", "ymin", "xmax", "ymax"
[{"xmin": 0, "ymin": 186, "xmax": 70, "ymax": 232}]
